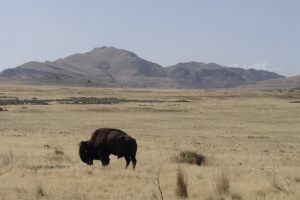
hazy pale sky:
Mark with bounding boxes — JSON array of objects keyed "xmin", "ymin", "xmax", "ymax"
[{"xmin": 1, "ymin": 0, "xmax": 299, "ymax": 77}]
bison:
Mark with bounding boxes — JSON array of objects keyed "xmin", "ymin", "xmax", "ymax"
[{"xmin": 79, "ymin": 128, "xmax": 137, "ymax": 169}]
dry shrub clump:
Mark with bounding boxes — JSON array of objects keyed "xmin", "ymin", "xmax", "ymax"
[
  {"xmin": 54, "ymin": 147, "xmax": 64, "ymax": 155},
  {"xmin": 174, "ymin": 150, "xmax": 206, "ymax": 166},
  {"xmin": 175, "ymin": 168, "xmax": 188, "ymax": 199},
  {"xmin": 0, "ymin": 107, "xmax": 8, "ymax": 112}
]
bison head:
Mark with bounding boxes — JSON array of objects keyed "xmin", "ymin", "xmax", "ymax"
[{"xmin": 79, "ymin": 141, "xmax": 94, "ymax": 165}]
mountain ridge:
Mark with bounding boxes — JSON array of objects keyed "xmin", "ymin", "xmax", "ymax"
[{"xmin": 0, "ymin": 46, "xmax": 290, "ymax": 89}]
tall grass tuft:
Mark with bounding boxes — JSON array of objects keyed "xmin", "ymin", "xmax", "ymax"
[
  {"xmin": 175, "ymin": 168, "xmax": 188, "ymax": 199},
  {"xmin": 0, "ymin": 150, "xmax": 13, "ymax": 167},
  {"xmin": 256, "ymin": 190, "xmax": 266, "ymax": 200},
  {"xmin": 268, "ymin": 163, "xmax": 293, "ymax": 194},
  {"xmin": 36, "ymin": 184, "xmax": 46, "ymax": 198},
  {"xmin": 214, "ymin": 169, "xmax": 230, "ymax": 195}
]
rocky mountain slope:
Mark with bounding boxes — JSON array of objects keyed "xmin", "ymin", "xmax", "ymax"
[{"xmin": 0, "ymin": 46, "xmax": 286, "ymax": 88}]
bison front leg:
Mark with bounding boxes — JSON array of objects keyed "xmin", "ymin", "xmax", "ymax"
[
  {"xmin": 101, "ymin": 155, "xmax": 110, "ymax": 166},
  {"xmin": 98, "ymin": 149, "xmax": 110, "ymax": 166}
]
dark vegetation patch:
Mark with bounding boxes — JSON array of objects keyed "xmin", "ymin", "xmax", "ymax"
[
  {"xmin": 57, "ymin": 97, "xmax": 123, "ymax": 104},
  {"xmin": 175, "ymin": 100, "xmax": 190, "ymax": 102},
  {"xmin": 57, "ymin": 97, "xmax": 164, "ymax": 104},
  {"xmin": 0, "ymin": 96, "xmax": 190, "ymax": 105},
  {"xmin": 0, "ymin": 97, "xmax": 50, "ymax": 105},
  {"xmin": 290, "ymin": 101, "xmax": 300, "ymax": 103},
  {"xmin": 173, "ymin": 150, "xmax": 206, "ymax": 166}
]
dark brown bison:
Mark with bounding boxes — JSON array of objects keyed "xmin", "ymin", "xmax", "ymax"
[{"xmin": 79, "ymin": 128, "xmax": 137, "ymax": 169}]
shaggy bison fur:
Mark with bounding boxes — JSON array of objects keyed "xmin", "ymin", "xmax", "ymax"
[{"xmin": 79, "ymin": 128, "xmax": 137, "ymax": 169}]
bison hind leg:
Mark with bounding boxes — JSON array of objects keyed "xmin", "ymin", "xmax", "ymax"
[
  {"xmin": 131, "ymin": 156, "xmax": 137, "ymax": 169},
  {"xmin": 124, "ymin": 156, "xmax": 137, "ymax": 169},
  {"xmin": 124, "ymin": 156, "xmax": 131, "ymax": 168}
]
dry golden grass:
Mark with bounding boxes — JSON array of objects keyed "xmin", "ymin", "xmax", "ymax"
[{"xmin": 1, "ymin": 85, "xmax": 300, "ymax": 199}]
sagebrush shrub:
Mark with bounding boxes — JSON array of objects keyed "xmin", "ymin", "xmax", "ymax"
[{"xmin": 179, "ymin": 151, "xmax": 206, "ymax": 166}]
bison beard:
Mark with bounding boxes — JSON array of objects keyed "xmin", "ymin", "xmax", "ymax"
[{"xmin": 79, "ymin": 128, "xmax": 137, "ymax": 169}]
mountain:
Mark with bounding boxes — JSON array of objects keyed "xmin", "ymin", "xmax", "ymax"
[
  {"xmin": 165, "ymin": 62, "xmax": 247, "ymax": 88},
  {"xmin": 1, "ymin": 47, "xmax": 166, "ymax": 87},
  {"xmin": 0, "ymin": 46, "xmax": 287, "ymax": 88},
  {"xmin": 226, "ymin": 67, "xmax": 285, "ymax": 82},
  {"xmin": 236, "ymin": 75, "xmax": 300, "ymax": 90}
]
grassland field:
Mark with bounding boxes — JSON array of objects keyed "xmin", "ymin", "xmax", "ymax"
[{"xmin": 0, "ymin": 85, "xmax": 300, "ymax": 200}]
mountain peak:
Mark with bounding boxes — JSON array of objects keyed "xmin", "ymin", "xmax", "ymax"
[{"xmin": 91, "ymin": 46, "xmax": 107, "ymax": 51}]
